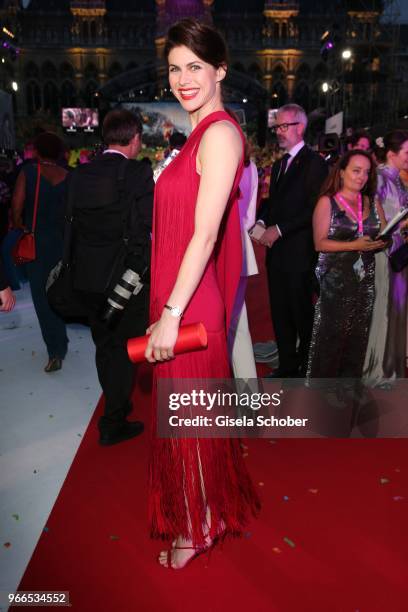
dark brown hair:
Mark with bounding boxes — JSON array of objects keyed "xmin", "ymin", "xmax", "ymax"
[
  {"xmin": 320, "ymin": 149, "xmax": 377, "ymax": 199},
  {"xmin": 102, "ymin": 109, "xmax": 142, "ymax": 146},
  {"xmin": 33, "ymin": 132, "xmax": 63, "ymax": 161},
  {"xmin": 164, "ymin": 18, "xmax": 229, "ymax": 68},
  {"xmin": 349, "ymin": 129, "xmax": 373, "ymax": 150},
  {"xmin": 384, "ymin": 130, "xmax": 408, "ymax": 154}
]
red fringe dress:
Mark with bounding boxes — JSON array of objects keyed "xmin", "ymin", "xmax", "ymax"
[{"xmin": 149, "ymin": 111, "xmax": 260, "ymax": 546}]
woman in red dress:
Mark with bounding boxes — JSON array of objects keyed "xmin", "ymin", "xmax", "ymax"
[{"xmin": 145, "ymin": 18, "xmax": 260, "ymax": 569}]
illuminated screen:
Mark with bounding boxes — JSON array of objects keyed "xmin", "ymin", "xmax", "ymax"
[{"xmin": 62, "ymin": 108, "xmax": 99, "ymax": 129}]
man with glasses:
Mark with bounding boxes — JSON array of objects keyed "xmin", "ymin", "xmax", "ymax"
[{"xmin": 254, "ymin": 104, "xmax": 328, "ymax": 377}]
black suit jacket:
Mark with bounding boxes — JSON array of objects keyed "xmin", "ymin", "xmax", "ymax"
[
  {"xmin": 69, "ymin": 152, "xmax": 154, "ymax": 293},
  {"xmin": 257, "ymin": 145, "xmax": 328, "ymax": 272}
]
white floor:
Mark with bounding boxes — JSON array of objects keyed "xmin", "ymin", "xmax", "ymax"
[{"xmin": 0, "ymin": 282, "xmax": 100, "ymax": 602}]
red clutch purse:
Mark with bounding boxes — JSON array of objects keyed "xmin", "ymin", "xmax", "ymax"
[{"xmin": 127, "ymin": 322, "xmax": 208, "ymax": 363}]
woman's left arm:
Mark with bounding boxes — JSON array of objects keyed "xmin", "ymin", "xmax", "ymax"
[{"xmin": 145, "ymin": 120, "xmax": 242, "ymax": 363}]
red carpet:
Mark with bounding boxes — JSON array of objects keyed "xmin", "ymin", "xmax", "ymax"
[{"xmin": 15, "ymin": 244, "xmax": 408, "ymax": 612}]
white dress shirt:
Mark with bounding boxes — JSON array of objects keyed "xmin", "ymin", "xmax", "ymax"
[
  {"xmin": 285, "ymin": 140, "xmax": 305, "ymax": 172},
  {"xmin": 103, "ymin": 148, "xmax": 128, "ymax": 159}
]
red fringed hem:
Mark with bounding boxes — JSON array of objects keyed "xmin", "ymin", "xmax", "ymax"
[{"xmin": 148, "ymin": 331, "xmax": 261, "ymax": 548}]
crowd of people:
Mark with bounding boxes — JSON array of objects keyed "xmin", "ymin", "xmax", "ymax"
[{"xmin": 1, "ymin": 17, "xmax": 408, "ymax": 571}]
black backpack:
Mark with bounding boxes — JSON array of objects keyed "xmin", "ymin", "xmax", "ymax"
[{"xmin": 70, "ymin": 158, "xmax": 133, "ymax": 293}]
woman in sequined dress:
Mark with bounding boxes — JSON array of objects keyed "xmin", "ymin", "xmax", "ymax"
[
  {"xmin": 364, "ymin": 131, "xmax": 408, "ymax": 386},
  {"xmin": 307, "ymin": 150, "xmax": 387, "ymax": 378}
]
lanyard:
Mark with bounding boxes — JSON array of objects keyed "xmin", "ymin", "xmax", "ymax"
[{"xmin": 336, "ymin": 192, "xmax": 363, "ymax": 236}]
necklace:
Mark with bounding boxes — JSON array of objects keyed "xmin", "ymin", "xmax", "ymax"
[{"xmin": 39, "ymin": 160, "xmax": 57, "ymax": 166}]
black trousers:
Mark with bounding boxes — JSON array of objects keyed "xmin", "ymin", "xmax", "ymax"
[
  {"xmin": 80, "ymin": 287, "xmax": 149, "ymax": 433},
  {"xmin": 266, "ymin": 262, "xmax": 315, "ymax": 375}
]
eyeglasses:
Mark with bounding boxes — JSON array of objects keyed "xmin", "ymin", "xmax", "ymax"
[{"xmin": 271, "ymin": 122, "xmax": 300, "ymax": 133}]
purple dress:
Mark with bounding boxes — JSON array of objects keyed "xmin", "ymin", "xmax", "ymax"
[{"xmin": 364, "ymin": 166, "xmax": 408, "ymax": 385}]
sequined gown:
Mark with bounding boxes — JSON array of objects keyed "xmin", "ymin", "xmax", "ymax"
[
  {"xmin": 307, "ymin": 197, "xmax": 381, "ymax": 378},
  {"xmin": 149, "ymin": 111, "xmax": 260, "ymax": 547},
  {"xmin": 364, "ymin": 166, "xmax": 408, "ymax": 385}
]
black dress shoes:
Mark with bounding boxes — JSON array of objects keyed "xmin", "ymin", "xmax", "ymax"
[
  {"xmin": 44, "ymin": 358, "xmax": 62, "ymax": 373},
  {"xmin": 99, "ymin": 420, "xmax": 144, "ymax": 446}
]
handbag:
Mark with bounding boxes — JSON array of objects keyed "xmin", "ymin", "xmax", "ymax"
[
  {"xmin": 12, "ymin": 163, "xmax": 41, "ymax": 264},
  {"xmin": 46, "ymin": 171, "xmax": 88, "ymax": 318},
  {"xmin": 389, "ymin": 242, "xmax": 408, "ymax": 273}
]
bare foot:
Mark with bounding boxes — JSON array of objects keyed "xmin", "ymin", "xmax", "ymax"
[{"xmin": 158, "ymin": 534, "xmax": 212, "ymax": 569}]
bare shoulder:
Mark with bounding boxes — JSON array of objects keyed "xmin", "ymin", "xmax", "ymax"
[
  {"xmin": 201, "ymin": 119, "xmax": 241, "ymax": 151},
  {"xmin": 316, "ymin": 195, "xmax": 331, "ymax": 208}
]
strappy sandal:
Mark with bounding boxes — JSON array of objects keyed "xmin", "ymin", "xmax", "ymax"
[
  {"xmin": 164, "ymin": 543, "xmax": 212, "ymax": 570},
  {"xmin": 162, "ymin": 527, "xmax": 228, "ymax": 570}
]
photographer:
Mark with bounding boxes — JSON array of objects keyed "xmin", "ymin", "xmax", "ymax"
[{"xmin": 69, "ymin": 109, "xmax": 153, "ymax": 445}]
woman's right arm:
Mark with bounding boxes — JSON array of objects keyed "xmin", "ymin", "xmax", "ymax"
[
  {"xmin": 313, "ymin": 196, "xmax": 386, "ymax": 253},
  {"xmin": 11, "ymin": 170, "xmax": 26, "ymax": 230}
]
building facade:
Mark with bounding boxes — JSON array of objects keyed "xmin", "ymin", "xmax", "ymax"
[{"xmin": 0, "ymin": 0, "xmax": 406, "ymax": 134}]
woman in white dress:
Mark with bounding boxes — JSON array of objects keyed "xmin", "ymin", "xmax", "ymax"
[
  {"xmin": 364, "ymin": 130, "xmax": 408, "ymax": 385},
  {"xmin": 229, "ymin": 142, "xmax": 259, "ymax": 379}
]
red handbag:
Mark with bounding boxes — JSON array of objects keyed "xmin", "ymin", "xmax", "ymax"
[{"xmin": 12, "ymin": 163, "xmax": 41, "ymax": 265}]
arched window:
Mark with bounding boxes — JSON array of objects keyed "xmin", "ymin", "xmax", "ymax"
[
  {"xmin": 108, "ymin": 62, "xmax": 123, "ymax": 79},
  {"xmin": 271, "ymin": 81, "xmax": 288, "ymax": 106},
  {"xmin": 26, "ymin": 81, "xmax": 42, "ymax": 114},
  {"xmin": 60, "ymin": 62, "xmax": 75, "ymax": 80},
  {"xmin": 296, "ymin": 63, "xmax": 311, "ymax": 81},
  {"xmin": 313, "ymin": 63, "xmax": 328, "ymax": 81},
  {"xmin": 293, "ymin": 82, "xmax": 310, "ymax": 112},
  {"xmin": 272, "ymin": 63, "xmax": 286, "ymax": 81},
  {"xmin": 84, "ymin": 63, "xmax": 98, "ymax": 81},
  {"xmin": 61, "ymin": 80, "xmax": 77, "ymax": 107},
  {"xmin": 43, "ymin": 81, "xmax": 59, "ymax": 114},
  {"xmin": 249, "ymin": 63, "xmax": 263, "ymax": 82},
  {"xmin": 83, "ymin": 21, "xmax": 89, "ymax": 44},
  {"xmin": 84, "ymin": 80, "xmax": 98, "ymax": 107},
  {"xmin": 24, "ymin": 62, "xmax": 39, "ymax": 80},
  {"xmin": 42, "ymin": 61, "xmax": 57, "ymax": 80},
  {"xmin": 90, "ymin": 20, "xmax": 97, "ymax": 41}
]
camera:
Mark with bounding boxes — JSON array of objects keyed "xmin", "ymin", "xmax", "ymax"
[{"xmin": 100, "ymin": 267, "xmax": 147, "ymax": 328}]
